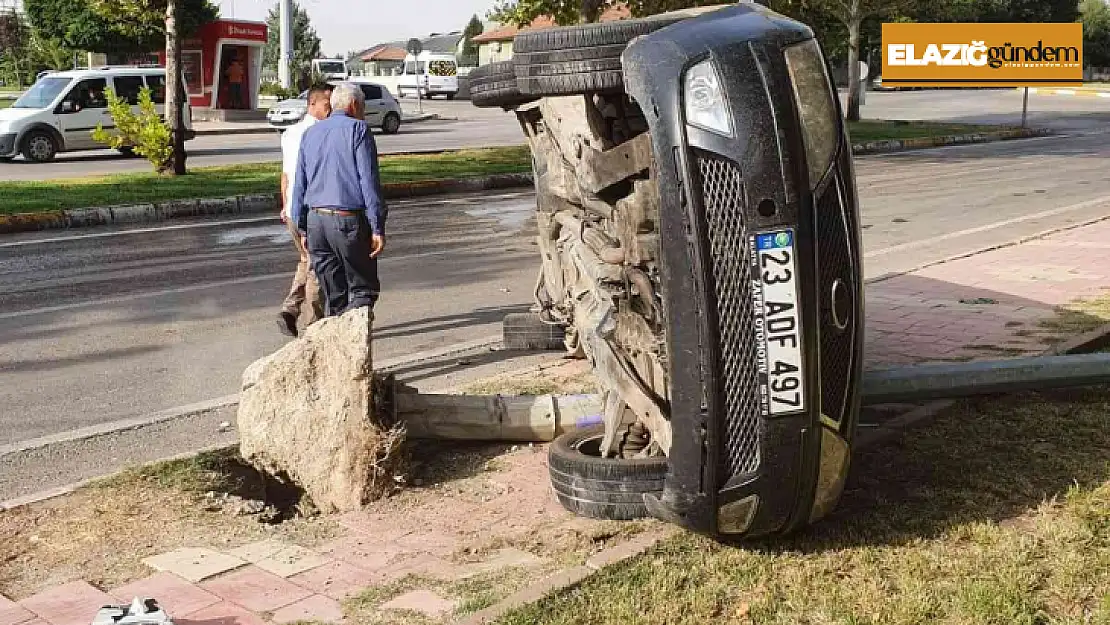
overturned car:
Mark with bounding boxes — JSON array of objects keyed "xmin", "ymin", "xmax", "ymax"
[{"xmin": 471, "ymin": 3, "xmax": 864, "ymax": 540}]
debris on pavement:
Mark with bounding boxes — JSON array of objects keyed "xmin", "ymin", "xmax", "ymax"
[{"xmin": 91, "ymin": 597, "xmax": 173, "ymax": 625}]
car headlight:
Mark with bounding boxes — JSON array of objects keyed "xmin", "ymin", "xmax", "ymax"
[
  {"xmin": 784, "ymin": 38, "xmax": 840, "ymax": 189},
  {"xmin": 684, "ymin": 59, "xmax": 732, "ymax": 137}
]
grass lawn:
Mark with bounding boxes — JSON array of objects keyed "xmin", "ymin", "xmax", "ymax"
[
  {"xmin": 849, "ymin": 119, "xmax": 1003, "ymax": 142},
  {"xmin": 0, "ymin": 145, "xmax": 532, "ymax": 215},
  {"xmin": 497, "ymin": 387, "xmax": 1110, "ymax": 625},
  {"xmin": 0, "ymin": 99, "xmax": 11, "ymax": 109}
]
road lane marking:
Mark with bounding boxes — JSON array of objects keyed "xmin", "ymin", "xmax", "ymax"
[{"xmin": 864, "ymin": 194, "xmax": 1110, "ymax": 259}]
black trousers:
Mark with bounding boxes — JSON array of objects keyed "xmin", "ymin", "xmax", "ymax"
[{"xmin": 307, "ymin": 210, "xmax": 380, "ymax": 316}]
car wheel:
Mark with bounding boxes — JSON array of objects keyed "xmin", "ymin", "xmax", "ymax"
[
  {"xmin": 549, "ymin": 426, "xmax": 667, "ymax": 521},
  {"xmin": 469, "ymin": 60, "xmax": 537, "ymax": 109},
  {"xmin": 513, "ymin": 12, "xmax": 703, "ymax": 96},
  {"xmin": 381, "ymin": 112, "xmax": 401, "ymax": 134},
  {"xmin": 116, "ymin": 146, "xmax": 138, "ymax": 157},
  {"xmin": 503, "ymin": 312, "xmax": 565, "ymax": 351},
  {"xmin": 445, "ymin": 93, "xmax": 456, "ymax": 100},
  {"xmin": 21, "ymin": 130, "xmax": 58, "ymax": 163}
]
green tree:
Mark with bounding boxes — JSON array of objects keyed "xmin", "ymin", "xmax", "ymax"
[
  {"xmin": 1081, "ymin": 0, "xmax": 1110, "ymax": 68},
  {"xmin": 803, "ymin": 0, "xmax": 909, "ymax": 121},
  {"xmin": 25, "ymin": 0, "xmax": 215, "ymax": 54},
  {"xmin": 90, "ymin": 0, "xmax": 212, "ymax": 176},
  {"xmin": 93, "ymin": 87, "xmax": 173, "ymax": 172},
  {"xmin": 0, "ymin": 10, "xmax": 31, "ymax": 87},
  {"xmin": 461, "ymin": 14, "xmax": 484, "ymax": 61},
  {"xmin": 489, "ymin": 0, "xmax": 737, "ymax": 26},
  {"xmin": 263, "ymin": 1, "xmax": 322, "ymax": 79}
]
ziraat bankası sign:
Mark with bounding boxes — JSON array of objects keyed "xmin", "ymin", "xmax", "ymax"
[{"xmin": 882, "ymin": 23, "xmax": 1083, "ymax": 87}]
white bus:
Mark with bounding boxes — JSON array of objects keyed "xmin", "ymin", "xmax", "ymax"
[{"xmin": 396, "ymin": 52, "xmax": 458, "ymax": 100}]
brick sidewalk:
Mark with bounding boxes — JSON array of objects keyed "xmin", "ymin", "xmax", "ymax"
[{"xmin": 4, "ymin": 220, "xmax": 1110, "ymax": 625}]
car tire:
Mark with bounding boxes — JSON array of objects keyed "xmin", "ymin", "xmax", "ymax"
[
  {"xmin": 117, "ymin": 146, "xmax": 138, "ymax": 157},
  {"xmin": 503, "ymin": 312, "xmax": 565, "ymax": 350},
  {"xmin": 513, "ymin": 14, "xmax": 694, "ymax": 96},
  {"xmin": 381, "ymin": 112, "xmax": 401, "ymax": 134},
  {"xmin": 549, "ymin": 426, "xmax": 667, "ymax": 521},
  {"xmin": 21, "ymin": 130, "xmax": 58, "ymax": 163},
  {"xmin": 470, "ymin": 61, "xmax": 536, "ymax": 109},
  {"xmin": 445, "ymin": 93, "xmax": 456, "ymax": 100}
]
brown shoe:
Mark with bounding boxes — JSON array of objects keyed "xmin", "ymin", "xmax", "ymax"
[{"xmin": 277, "ymin": 312, "xmax": 298, "ymax": 337}]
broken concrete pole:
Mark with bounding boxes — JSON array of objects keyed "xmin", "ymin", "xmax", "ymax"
[
  {"xmin": 396, "ymin": 391, "xmax": 603, "ymax": 441},
  {"xmin": 237, "ymin": 307, "xmax": 403, "ymax": 513}
]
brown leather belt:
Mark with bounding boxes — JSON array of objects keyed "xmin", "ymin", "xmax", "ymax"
[{"xmin": 313, "ymin": 208, "xmax": 361, "ymax": 216}]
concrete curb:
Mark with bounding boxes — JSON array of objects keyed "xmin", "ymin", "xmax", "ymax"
[
  {"xmin": 1022, "ymin": 87, "xmax": 1110, "ymax": 98},
  {"xmin": 852, "ymin": 127, "xmax": 1050, "ymax": 155},
  {"xmin": 0, "ymin": 443, "xmax": 234, "ymax": 512},
  {"xmin": 0, "ymin": 334, "xmax": 502, "ymax": 460},
  {"xmin": 0, "ymin": 173, "xmax": 534, "ymax": 235}
]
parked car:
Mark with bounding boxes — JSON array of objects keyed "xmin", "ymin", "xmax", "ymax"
[
  {"xmin": 266, "ymin": 80, "xmax": 402, "ymax": 134},
  {"xmin": 472, "ymin": 3, "xmax": 864, "ymax": 541},
  {"xmin": 0, "ymin": 66, "xmax": 195, "ymax": 163}
]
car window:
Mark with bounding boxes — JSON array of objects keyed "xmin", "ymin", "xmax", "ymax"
[
  {"xmin": 360, "ymin": 84, "xmax": 383, "ymax": 101},
  {"xmin": 12, "ymin": 76, "xmax": 70, "ymax": 109},
  {"xmin": 145, "ymin": 75, "xmax": 166, "ymax": 104},
  {"xmin": 113, "ymin": 76, "xmax": 145, "ymax": 105},
  {"xmin": 64, "ymin": 78, "xmax": 109, "ymax": 110}
]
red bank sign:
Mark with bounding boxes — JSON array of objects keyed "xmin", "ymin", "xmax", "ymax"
[{"xmin": 217, "ymin": 21, "xmax": 267, "ymax": 42}]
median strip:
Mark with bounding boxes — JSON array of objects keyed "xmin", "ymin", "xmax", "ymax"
[{"xmin": 0, "ymin": 122, "xmax": 1046, "ymax": 235}]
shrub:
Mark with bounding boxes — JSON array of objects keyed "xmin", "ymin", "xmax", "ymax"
[
  {"xmin": 259, "ymin": 81, "xmax": 299, "ymax": 99},
  {"xmin": 92, "ymin": 87, "xmax": 172, "ymax": 173}
]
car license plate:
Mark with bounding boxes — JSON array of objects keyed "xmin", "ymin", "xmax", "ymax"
[{"xmin": 750, "ymin": 229, "xmax": 805, "ymax": 416}]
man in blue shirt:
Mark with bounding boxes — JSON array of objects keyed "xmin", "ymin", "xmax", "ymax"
[{"xmin": 289, "ymin": 82, "xmax": 388, "ymax": 316}]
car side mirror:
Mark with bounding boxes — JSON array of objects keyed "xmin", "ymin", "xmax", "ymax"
[{"xmin": 60, "ymin": 101, "xmax": 77, "ymax": 114}]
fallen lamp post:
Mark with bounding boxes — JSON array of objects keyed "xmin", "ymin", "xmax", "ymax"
[{"xmin": 390, "ymin": 353, "xmax": 1110, "ymax": 442}]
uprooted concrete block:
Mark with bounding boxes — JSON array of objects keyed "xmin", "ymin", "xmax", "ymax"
[{"xmin": 237, "ymin": 307, "xmax": 404, "ymax": 513}]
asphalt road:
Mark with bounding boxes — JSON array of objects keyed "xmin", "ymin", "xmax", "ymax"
[{"xmin": 3, "ymin": 125, "xmax": 1110, "ymax": 451}]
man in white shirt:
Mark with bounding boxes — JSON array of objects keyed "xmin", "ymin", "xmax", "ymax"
[{"xmin": 278, "ymin": 84, "xmax": 332, "ymax": 337}]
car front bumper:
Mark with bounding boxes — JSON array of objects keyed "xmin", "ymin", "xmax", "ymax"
[{"xmin": 624, "ymin": 4, "xmax": 865, "ymax": 539}]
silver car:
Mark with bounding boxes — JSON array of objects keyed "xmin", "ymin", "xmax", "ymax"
[{"xmin": 267, "ymin": 81, "xmax": 403, "ymax": 134}]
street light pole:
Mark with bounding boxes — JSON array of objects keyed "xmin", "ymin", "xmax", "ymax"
[
  {"xmin": 1021, "ymin": 86, "xmax": 1030, "ymax": 129},
  {"xmin": 278, "ymin": 0, "xmax": 293, "ymax": 89}
]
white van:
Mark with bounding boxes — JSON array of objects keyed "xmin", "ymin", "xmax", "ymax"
[
  {"xmin": 396, "ymin": 52, "xmax": 459, "ymax": 99},
  {"xmin": 311, "ymin": 59, "xmax": 348, "ymax": 81},
  {"xmin": 0, "ymin": 67, "xmax": 194, "ymax": 163}
]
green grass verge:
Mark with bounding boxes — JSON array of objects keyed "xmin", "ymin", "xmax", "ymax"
[
  {"xmin": 848, "ymin": 120, "xmax": 1003, "ymax": 142},
  {"xmin": 0, "ymin": 145, "xmax": 532, "ymax": 215},
  {"xmin": 496, "ymin": 387, "xmax": 1110, "ymax": 625},
  {"xmin": 0, "ymin": 99, "xmax": 11, "ymax": 109}
]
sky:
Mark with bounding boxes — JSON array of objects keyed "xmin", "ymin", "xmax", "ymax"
[{"xmin": 213, "ymin": 0, "xmax": 498, "ymax": 56}]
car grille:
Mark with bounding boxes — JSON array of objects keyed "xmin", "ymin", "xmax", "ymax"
[
  {"xmin": 815, "ymin": 179, "xmax": 855, "ymax": 426},
  {"xmin": 696, "ymin": 152, "xmax": 762, "ymax": 479}
]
